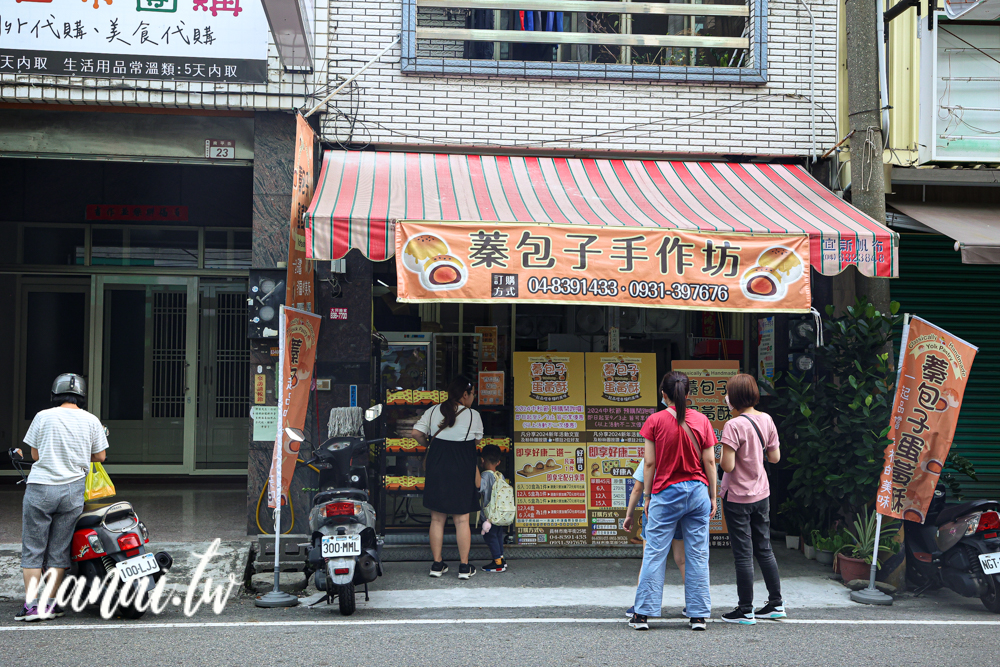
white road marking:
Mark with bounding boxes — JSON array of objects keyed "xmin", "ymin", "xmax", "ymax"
[{"xmin": 3, "ymin": 617, "xmax": 999, "ymax": 632}]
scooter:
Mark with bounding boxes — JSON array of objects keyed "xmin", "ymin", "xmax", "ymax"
[
  {"xmin": 295, "ymin": 407, "xmax": 385, "ymax": 616},
  {"xmin": 9, "ymin": 448, "xmax": 173, "ymax": 619},
  {"xmin": 904, "ymin": 482, "xmax": 1000, "ymax": 613}
]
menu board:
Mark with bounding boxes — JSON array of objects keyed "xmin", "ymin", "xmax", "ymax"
[
  {"xmin": 671, "ymin": 360, "xmax": 741, "ymax": 547},
  {"xmin": 513, "ymin": 352, "xmax": 588, "ymax": 546},
  {"xmin": 584, "ymin": 353, "xmax": 657, "ymax": 545}
]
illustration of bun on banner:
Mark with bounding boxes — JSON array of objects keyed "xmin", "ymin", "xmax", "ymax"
[
  {"xmin": 740, "ymin": 246, "xmax": 805, "ymax": 301},
  {"xmin": 401, "ymin": 234, "xmax": 468, "ymax": 291}
]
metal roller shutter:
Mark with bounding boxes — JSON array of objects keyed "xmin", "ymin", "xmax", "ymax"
[{"xmin": 893, "ymin": 233, "xmax": 1000, "ymax": 499}]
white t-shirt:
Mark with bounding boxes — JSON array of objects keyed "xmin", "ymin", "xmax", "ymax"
[
  {"xmin": 24, "ymin": 407, "xmax": 109, "ymax": 485},
  {"xmin": 413, "ymin": 404, "xmax": 484, "ymax": 442}
]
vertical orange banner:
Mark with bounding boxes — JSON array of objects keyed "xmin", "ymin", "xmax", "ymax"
[
  {"xmin": 672, "ymin": 360, "xmax": 741, "ymax": 546},
  {"xmin": 268, "ymin": 305, "xmax": 322, "ymax": 508},
  {"xmin": 286, "ymin": 114, "xmax": 316, "ymax": 313},
  {"xmin": 877, "ymin": 317, "xmax": 978, "ymax": 522}
]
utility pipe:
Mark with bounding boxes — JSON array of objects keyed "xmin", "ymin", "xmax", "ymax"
[
  {"xmin": 876, "ymin": 0, "xmax": 891, "ymax": 144},
  {"xmin": 796, "ymin": 0, "xmax": 816, "ymax": 162},
  {"xmin": 304, "ymin": 35, "xmax": 401, "ymax": 118}
]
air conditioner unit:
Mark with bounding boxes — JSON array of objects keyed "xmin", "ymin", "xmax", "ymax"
[
  {"xmin": 516, "ymin": 314, "xmax": 562, "ymax": 339},
  {"xmin": 645, "ymin": 309, "xmax": 684, "ymax": 334},
  {"xmin": 575, "ymin": 306, "xmax": 607, "ymax": 335},
  {"xmin": 618, "ymin": 308, "xmax": 645, "ymax": 334}
]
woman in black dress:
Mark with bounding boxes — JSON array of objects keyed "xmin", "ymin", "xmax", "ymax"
[{"xmin": 412, "ymin": 376, "xmax": 484, "ymax": 579}]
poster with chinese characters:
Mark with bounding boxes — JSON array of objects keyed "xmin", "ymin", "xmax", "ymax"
[
  {"xmin": 876, "ymin": 317, "xmax": 977, "ymax": 522},
  {"xmin": 475, "ymin": 326, "xmax": 498, "ymax": 362},
  {"xmin": 584, "ymin": 352, "xmax": 657, "ymax": 430},
  {"xmin": 478, "ymin": 371, "xmax": 504, "ymax": 406},
  {"xmin": 757, "ymin": 316, "xmax": 775, "ymax": 382},
  {"xmin": 586, "ymin": 435, "xmax": 645, "ymax": 545},
  {"xmin": 513, "ymin": 352, "xmax": 587, "ymax": 545},
  {"xmin": 395, "ymin": 221, "xmax": 812, "ymax": 313},
  {"xmin": 672, "ymin": 360, "xmax": 741, "ymax": 546},
  {"xmin": 0, "ymin": 0, "xmax": 268, "ymax": 83}
]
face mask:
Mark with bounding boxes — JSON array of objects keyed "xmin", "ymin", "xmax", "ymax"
[{"xmin": 724, "ymin": 394, "xmax": 732, "ymax": 409}]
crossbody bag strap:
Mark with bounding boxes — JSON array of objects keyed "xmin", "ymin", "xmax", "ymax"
[
  {"xmin": 430, "ymin": 406, "xmax": 467, "ymax": 442},
  {"xmin": 668, "ymin": 407, "xmax": 701, "ymax": 450},
  {"xmin": 738, "ymin": 413, "xmax": 767, "ymax": 452}
]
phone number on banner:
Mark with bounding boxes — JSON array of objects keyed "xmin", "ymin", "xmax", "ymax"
[{"xmin": 526, "ymin": 277, "xmax": 729, "ymax": 302}]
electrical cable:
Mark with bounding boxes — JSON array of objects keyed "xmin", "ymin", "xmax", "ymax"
[{"xmin": 255, "ymin": 458, "xmax": 322, "ymax": 535}]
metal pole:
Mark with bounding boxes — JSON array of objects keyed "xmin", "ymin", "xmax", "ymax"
[{"xmin": 304, "ymin": 35, "xmax": 401, "ymax": 118}]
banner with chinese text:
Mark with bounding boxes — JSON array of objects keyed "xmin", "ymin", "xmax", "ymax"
[
  {"xmin": 1, "ymin": 0, "xmax": 268, "ymax": 83},
  {"xmin": 267, "ymin": 306, "xmax": 322, "ymax": 508},
  {"xmin": 514, "ymin": 352, "xmax": 587, "ymax": 545},
  {"xmin": 877, "ymin": 317, "xmax": 977, "ymax": 522},
  {"xmin": 285, "ymin": 114, "xmax": 316, "ymax": 313},
  {"xmin": 396, "ymin": 221, "xmax": 812, "ymax": 313},
  {"xmin": 672, "ymin": 360, "xmax": 741, "ymax": 546}
]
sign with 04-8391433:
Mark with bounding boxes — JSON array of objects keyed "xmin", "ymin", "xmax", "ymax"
[{"xmin": 322, "ymin": 535, "xmax": 361, "ymax": 557}]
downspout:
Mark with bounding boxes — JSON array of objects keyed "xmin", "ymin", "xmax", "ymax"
[
  {"xmin": 796, "ymin": 0, "xmax": 817, "ymax": 163},
  {"xmin": 876, "ymin": 0, "xmax": 891, "ymax": 144}
]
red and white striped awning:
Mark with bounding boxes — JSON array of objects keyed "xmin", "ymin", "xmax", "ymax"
[{"xmin": 305, "ymin": 151, "xmax": 897, "ymax": 277}]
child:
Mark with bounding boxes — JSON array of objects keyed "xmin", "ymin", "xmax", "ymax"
[
  {"xmin": 623, "ymin": 461, "xmax": 685, "ymax": 617},
  {"xmin": 478, "ymin": 444, "xmax": 507, "ymax": 573}
]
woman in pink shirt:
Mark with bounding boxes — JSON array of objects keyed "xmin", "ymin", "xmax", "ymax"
[{"xmin": 719, "ymin": 373, "xmax": 786, "ymax": 625}]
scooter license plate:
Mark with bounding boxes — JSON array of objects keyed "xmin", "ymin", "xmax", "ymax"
[
  {"xmin": 980, "ymin": 552, "xmax": 1000, "ymax": 575},
  {"xmin": 115, "ymin": 553, "xmax": 160, "ymax": 584},
  {"xmin": 322, "ymin": 535, "xmax": 361, "ymax": 558}
]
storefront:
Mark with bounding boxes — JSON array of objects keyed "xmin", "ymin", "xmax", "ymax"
[{"xmin": 299, "ymin": 150, "xmax": 898, "ymax": 545}]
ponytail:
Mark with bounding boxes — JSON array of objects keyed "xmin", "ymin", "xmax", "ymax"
[
  {"xmin": 660, "ymin": 371, "xmax": 690, "ymax": 424},
  {"xmin": 439, "ymin": 375, "xmax": 474, "ymax": 429}
]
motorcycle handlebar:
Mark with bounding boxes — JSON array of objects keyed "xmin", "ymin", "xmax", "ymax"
[{"xmin": 364, "ymin": 438, "xmax": 386, "ymax": 446}]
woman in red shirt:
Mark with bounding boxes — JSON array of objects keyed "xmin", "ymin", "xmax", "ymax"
[{"xmin": 629, "ymin": 371, "xmax": 718, "ymax": 632}]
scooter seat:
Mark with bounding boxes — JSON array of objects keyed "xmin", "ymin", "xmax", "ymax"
[
  {"xmin": 933, "ymin": 499, "xmax": 996, "ymax": 527},
  {"xmin": 77, "ymin": 501, "xmax": 134, "ymax": 529},
  {"xmin": 314, "ymin": 488, "xmax": 369, "ymax": 505}
]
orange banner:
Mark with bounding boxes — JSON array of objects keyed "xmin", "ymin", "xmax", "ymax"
[
  {"xmin": 285, "ymin": 114, "xmax": 316, "ymax": 313},
  {"xmin": 877, "ymin": 317, "xmax": 978, "ymax": 522},
  {"xmin": 395, "ymin": 221, "xmax": 811, "ymax": 312},
  {"xmin": 268, "ymin": 305, "xmax": 322, "ymax": 508}
]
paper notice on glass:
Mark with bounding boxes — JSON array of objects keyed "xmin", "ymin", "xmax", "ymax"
[{"xmin": 251, "ymin": 405, "xmax": 279, "ymax": 442}]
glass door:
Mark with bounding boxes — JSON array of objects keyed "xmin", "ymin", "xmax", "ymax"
[{"xmin": 91, "ymin": 276, "xmax": 198, "ymax": 473}]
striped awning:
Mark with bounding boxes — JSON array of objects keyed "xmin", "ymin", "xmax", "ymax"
[{"xmin": 305, "ymin": 151, "xmax": 898, "ymax": 277}]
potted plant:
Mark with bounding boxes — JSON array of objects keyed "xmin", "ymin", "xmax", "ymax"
[
  {"xmin": 804, "ymin": 529, "xmax": 820, "ymax": 560},
  {"xmin": 778, "ymin": 500, "xmax": 803, "ymax": 550},
  {"xmin": 835, "ymin": 505, "xmax": 898, "ymax": 582},
  {"xmin": 814, "ymin": 532, "xmax": 843, "ymax": 566}
]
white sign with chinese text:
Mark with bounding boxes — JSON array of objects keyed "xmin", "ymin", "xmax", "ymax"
[{"xmin": 0, "ymin": 0, "xmax": 269, "ymax": 83}]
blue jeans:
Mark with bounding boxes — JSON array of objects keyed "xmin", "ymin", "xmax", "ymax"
[
  {"xmin": 634, "ymin": 480, "xmax": 711, "ymax": 618},
  {"xmin": 483, "ymin": 523, "xmax": 504, "ymax": 560}
]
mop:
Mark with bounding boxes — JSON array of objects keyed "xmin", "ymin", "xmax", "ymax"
[{"xmin": 328, "ymin": 406, "xmax": 364, "ymax": 439}]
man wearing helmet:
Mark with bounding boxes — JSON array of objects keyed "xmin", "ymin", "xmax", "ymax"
[{"xmin": 14, "ymin": 373, "xmax": 109, "ymax": 622}]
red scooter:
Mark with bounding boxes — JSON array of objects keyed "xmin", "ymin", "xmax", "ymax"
[{"xmin": 10, "ymin": 448, "xmax": 172, "ymax": 619}]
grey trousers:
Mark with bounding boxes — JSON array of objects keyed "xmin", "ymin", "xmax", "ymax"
[{"xmin": 21, "ymin": 479, "xmax": 86, "ymax": 569}]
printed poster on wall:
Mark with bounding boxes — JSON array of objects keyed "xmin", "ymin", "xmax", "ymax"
[
  {"xmin": 757, "ymin": 316, "xmax": 775, "ymax": 382},
  {"xmin": 395, "ymin": 221, "xmax": 812, "ymax": 313},
  {"xmin": 0, "ymin": 0, "xmax": 269, "ymax": 82},
  {"xmin": 672, "ymin": 360, "xmax": 741, "ymax": 547},
  {"xmin": 475, "ymin": 326, "xmax": 498, "ymax": 362},
  {"xmin": 513, "ymin": 352, "xmax": 587, "ymax": 546},
  {"xmin": 876, "ymin": 317, "xmax": 977, "ymax": 522}
]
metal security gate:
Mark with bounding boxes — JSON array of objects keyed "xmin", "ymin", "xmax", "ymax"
[
  {"xmin": 197, "ymin": 283, "xmax": 250, "ymax": 469},
  {"xmin": 892, "ymin": 233, "xmax": 1000, "ymax": 498}
]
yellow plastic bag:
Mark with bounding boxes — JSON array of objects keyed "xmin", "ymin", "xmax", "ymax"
[{"xmin": 84, "ymin": 462, "xmax": 116, "ymax": 502}]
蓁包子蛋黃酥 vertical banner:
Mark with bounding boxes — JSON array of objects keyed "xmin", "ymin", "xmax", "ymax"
[
  {"xmin": 584, "ymin": 353, "xmax": 657, "ymax": 545},
  {"xmin": 395, "ymin": 222, "xmax": 811, "ymax": 313},
  {"xmin": 672, "ymin": 361, "xmax": 741, "ymax": 547},
  {"xmin": 268, "ymin": 306, "xmax": 322, "ymax": 508},
  {"xmin": 513, "ymin": 352, "xmax": 588, "ymax": 546},
  {"xmin": 286, "ymin": 114, "xmax": 316, "ymax": 313},
  {"xmin": 877, "ymin": 317, "xmax": 977, "ymax": 523}
]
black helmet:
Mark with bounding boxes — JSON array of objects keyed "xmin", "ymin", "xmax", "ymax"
[{"xmin": 51, "ymin": 373, "xmax": 86, "ymax": 400}]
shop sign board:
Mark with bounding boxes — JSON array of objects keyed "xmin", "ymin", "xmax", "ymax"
[
  {"xmin": 513, "ymin": 352, "xmax": 587, "ymax": 545},
  {"xmin": 0, "ymin": 0, "xmax": 269, "ymax": 83},
  {"xmin": 478, "ymin": 371, "xmax": 504, "ymax": 406},
  {"xmin": 475, "ymin": 326, "xmax": 498, "ymax": 362},
  {"xmin": 877, "ymin": 317, "xmax": 977, "ymax": 522},
  {"xmin": 672, "ymin": 360, "xmax": 740, "ymax": 547},
  {"xmin": 395, "ymin": 221, "xmax": 812, "ymax": 313}
]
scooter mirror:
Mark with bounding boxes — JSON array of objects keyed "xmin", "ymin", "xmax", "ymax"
[
  {"xmin": 364, "ymin": 404, "xmax": 383, "ymax": 421},
  {"xmin": 284, "ymin": 427, "xmax": 306, "ymax": 442}
]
